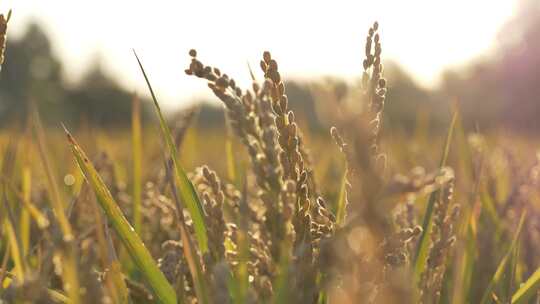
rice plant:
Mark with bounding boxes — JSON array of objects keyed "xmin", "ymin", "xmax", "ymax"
[{"xmin": 1, "ymin": 16, "xmax": 540, "ymax": 304}]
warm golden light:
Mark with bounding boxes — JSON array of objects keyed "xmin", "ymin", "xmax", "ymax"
[{"xmin": 6, "ymin": 0, "xmax": 518, "ymax": 106}]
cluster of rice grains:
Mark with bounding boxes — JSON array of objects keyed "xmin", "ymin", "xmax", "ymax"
[
  {"xmin": 325, "ymin": 23, "xmax": 460, "ymax": 303},
  {"xmin": 0, "ymin": 19, "xmax": 471, "ymax": 304},
  {"xmin": 185, "ymin": 44, "xmax": 335, "ymax": 302},
  {"xmin": 0, "ymin": 9, "xmax": 10, "ymax": 71},
  {"xmin": 182, "ymin": 21, "xmax": 460, "ymax": 303}
]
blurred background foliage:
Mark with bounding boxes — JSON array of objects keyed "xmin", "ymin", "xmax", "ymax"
[
  {"xmin": 0, "ymin": 22, "xmax": 152, "ymax": 127},
  {"xmin": 1, "ymin": 0, "xmax": 539, "ymax": 136}
]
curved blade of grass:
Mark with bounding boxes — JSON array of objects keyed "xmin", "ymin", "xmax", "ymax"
[
  {"xmin": 64, "ymin": 128, "xmax": 176, "ymax": 304},
  {"xmin": 511, "ymin": 253, "xmax": 540, "ymax": 303},
  {"xmin": 479, "ymin": 211, "xmax": 526, "ymax": 304},
  {"xmin": 133, "ymin": 50, "xmax": 208, "ymax": 253},
  {"xmin": 413, "ymin": 110, "xmax": 457, "ymax": 281}
]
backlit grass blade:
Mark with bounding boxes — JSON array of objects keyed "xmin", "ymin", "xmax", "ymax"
[
  {"xmin": 0, "ymin": 142, "xmax": 26, "ymax": 281},
  {"xmin": 32, "ymin": 108, "xmax": 81, "ymax": 304},
  {"xmin": 511, "ymin": 253, "xmax": 540, "ymax": 303},
  {"xmin": 504, "ymin": 240, "xmax": 520, "ymax": 303},
  {"xmin": 480, "ymin": 211, "xmax": 526, "ymax": 304},
  {"xmin": 133, "ymin": 51, "xmax": 209, "ymax": 253},
  {"xmin": 64, "ymin": 128, "xmax": 177, "ymax": 304},
  {"xmin": 131, "ymin": 94, "xmax": 143, "ymax": 234},
  {"xmin": 452, "ymin": 120, "xmax": 484, "ymax": 303},
  {"xmin": 19, "ymin": 121, "xmax": 33, "ymax": 256},
  {"xmin": 335, "ymin": 171, "xmax": 348, "ymax": 227},
  {"xmin": 20, "ymin": 166, "xmax": 31, "ymax": 256},
  {"xmin": 2, "ymin": 214, "xmax": 24, "ymax": 281},
  {"xmin": 2, "ymin": 194, "xmax": 26, "ymax": 281},
  {"xmin": 224, "ymin": 112, "xmax": 237, "ymax": 183},
  {"xmin": 0, "ymin": 242, "xmax": 11, "ymax": 292},
  {"xmin": 0, "ymin": 176, "xmax": 50, "ymax": 230},
  {"xmin": 413, "ymin": 110, "xmax": 458, "ymax": 281}
]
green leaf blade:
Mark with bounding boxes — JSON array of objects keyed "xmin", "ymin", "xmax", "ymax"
[
  {"xmin": 512, "ymin": 251, "xmax": 540, "ymax": 303},
  {"xmin": 66, "ymin": 130, "xmax": 176, "ymax": 304},
  {"xmin": 133, "ymin": 51, "xmax": 209, "ymax": 253}
]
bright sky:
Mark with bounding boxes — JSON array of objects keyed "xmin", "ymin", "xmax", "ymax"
[{"xmin": 4, "ymin": 0, "xmax": 518, "ymax": 108}]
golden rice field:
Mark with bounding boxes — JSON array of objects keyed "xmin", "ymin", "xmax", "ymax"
[{"xmin": 2, "ymin": 11, "xmax": 540, "ymax": 304}]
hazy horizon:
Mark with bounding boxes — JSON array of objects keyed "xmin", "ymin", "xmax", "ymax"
[{"xmin": 4, "ymin": 0, "xmax": 519, "ymax": 109}]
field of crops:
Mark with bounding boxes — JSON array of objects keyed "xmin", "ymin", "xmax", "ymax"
[{"xmin": 2, "ymin": 10, "xmax": 540, "ymax": 304}]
